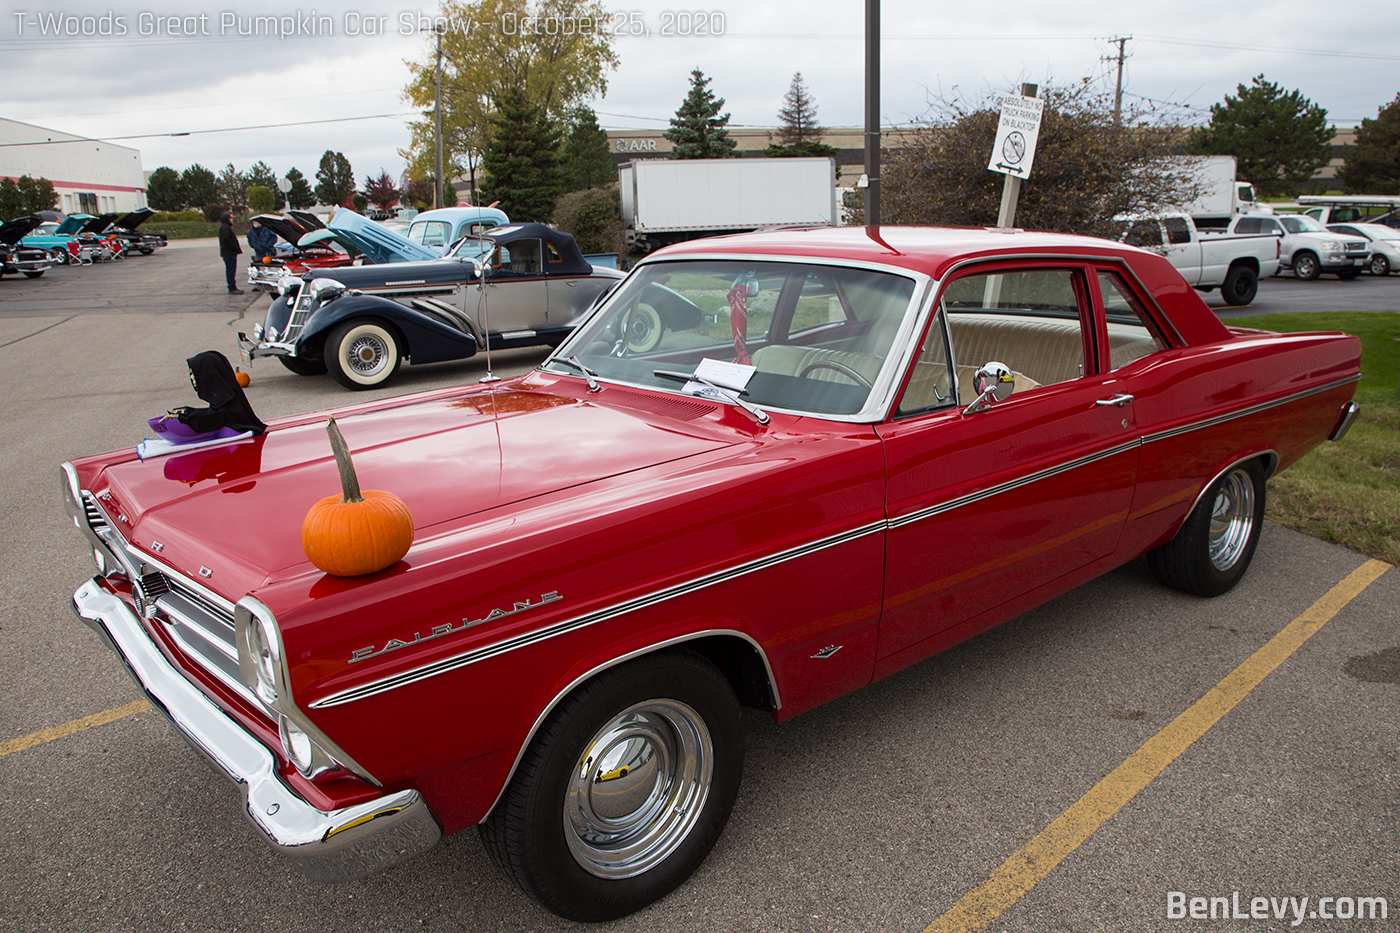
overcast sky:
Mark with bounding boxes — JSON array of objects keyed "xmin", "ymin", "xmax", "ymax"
[{"xmin": 3, "ymin": 1, "xmax": 1397, "ymax": 184}]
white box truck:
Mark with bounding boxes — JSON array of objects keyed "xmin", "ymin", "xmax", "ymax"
[
  {"xmin": 619, "ymin": 157, "xmax": 837, "ymax": 252},
  {"xmin": 1169, "ymin": 155, "xmax": 1261, "ymax": 229}
]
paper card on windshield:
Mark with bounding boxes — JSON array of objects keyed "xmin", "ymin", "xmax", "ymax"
[{"xmin": 695, "ymin": 358, "xmax": 755, "ymax": 390}]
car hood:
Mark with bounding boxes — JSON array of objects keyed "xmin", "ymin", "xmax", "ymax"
[
  {"xmin": 252, "ymin": 214, "xmax": 311, "ymax": 246},
  {"xmin": 90, "ymin": 383, "xmax": 741, "ymax": 597},
  {"xmin": 327, "ymin": 207, "xmax": 440, "ymax": 264},
  {"xmin": 0, "ymin": 215, "xmax": 43, "ymax": 245},
  {"xmin": 112, "ymin": 208, "xmax": 155, "ymax": 231}
]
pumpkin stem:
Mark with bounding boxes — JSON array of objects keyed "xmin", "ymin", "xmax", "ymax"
[{"xmin": 326, "ymin": 417, "xmax": 364, "ymax": 503}]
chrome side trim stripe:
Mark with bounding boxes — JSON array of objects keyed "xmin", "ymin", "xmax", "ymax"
[
  {"xmin": 1141, "ymin": 375, "xmax": 1359, "ymax": 445},
  {"xmin": 310, "ymin": 520, "xmax": 887, "ymax": 708},
  {"xmin": 311, "ymin": 374, "xmax": 1359, "ymax": 708},
  {"xmin": 886, "ymin": 438, "xmax": 1143, "ymax": 531}
]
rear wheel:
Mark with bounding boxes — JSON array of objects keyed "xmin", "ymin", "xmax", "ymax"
[
  {"xmin": 1371, "ymin": 254, "xmax": 1391, "ymax": 276},
  {"xmin": 1292, "ymin": 251, "xmax": 1320, "ymax": 280},
  {"xmin": 1147, "ymin": 461, "xmax": 1265, "ymax": 597},
  {"xmin": 1220, "ymin": 265, "xmax": 1258, "ymax": 305},
  {"xmin": 480, "ymin": 651, "xmax": 742, "ymax": 922},
  {"xmin": 278, "ymin": 355, "xmax": 329, "ymax": 376},
  {"xmin": 325, "ymin": 320, "xmax": 401, "ymax": 390}
]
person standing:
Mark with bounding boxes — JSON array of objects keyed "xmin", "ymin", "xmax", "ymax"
[
  {"xmin": 219, "ymin": 212, "xmax": 244, "ymax": 294},
  {"xmin": 247, "ymin": 218, "xmax": 277, "ymax": 261}
]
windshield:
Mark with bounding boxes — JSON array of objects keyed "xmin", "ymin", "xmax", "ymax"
[
  {"xmin": 545, "ymin": 259, "xmax": 918, "ymax": 418},
  {"xmin": 448, "ymin": 236, "xmax": 497, "ymax": 262},
  {"xmin": 1281, "ymin": 215, "xmax": 1327, "ymax": 234}
]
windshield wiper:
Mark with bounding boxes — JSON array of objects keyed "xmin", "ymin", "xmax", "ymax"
[
  {"xmin": 557, "ymin": 356, "xmax": 601, "ymax": 392},
  {"xmin": 653, "ymin": 369, "xmax": 769, "ymax": 425}
]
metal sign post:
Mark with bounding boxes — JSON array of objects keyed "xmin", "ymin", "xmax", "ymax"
[{"xmin": 988, "ymin": 83, "xmax": 1043, "ymax": 229}]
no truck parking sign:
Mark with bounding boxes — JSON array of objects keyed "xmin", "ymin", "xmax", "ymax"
[{"xmin": 988, "ymin": 93, "xmax": 1045, "ymax": 178}]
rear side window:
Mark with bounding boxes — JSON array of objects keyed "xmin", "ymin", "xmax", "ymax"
[{"xmin": 1163, "ymin": 217, "xmax": 1191, "ymax": 244}]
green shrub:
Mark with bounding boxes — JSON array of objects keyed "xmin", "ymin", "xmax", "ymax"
[
  {"xmin": 150, "ymin": 210, "xmax": 204, "ymax": 223},
  {"xmin": 552, "ymin": 185, "xmax": 624, "ymax": 255}
]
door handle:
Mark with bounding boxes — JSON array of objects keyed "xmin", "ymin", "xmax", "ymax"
[{"xmin": 1095, "ymin": 393, "xmax": 1134, "ymax": 407}]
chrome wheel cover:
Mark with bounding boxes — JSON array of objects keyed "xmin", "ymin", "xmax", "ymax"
[
  {"xmin": 346, "ymin": 332, "xmax": 389, "ymax": 377},
  {"xmin": 1208, "ymin": 469, "xmax": 1256, "ymax": 571},
  {"xmin": 564, "ymin": 699, "xmax": 713, "ymax": 879}
]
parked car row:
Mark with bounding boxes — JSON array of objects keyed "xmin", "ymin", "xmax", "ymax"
[
  {"xmin": 0, "ymin": 208, "xmax": 168, "ymax": 278},
  {"xmin": 239, "ymin": 213, "xmax": 623, "ymax": 389}
]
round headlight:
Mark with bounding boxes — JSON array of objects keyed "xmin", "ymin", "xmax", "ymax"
[
  {"xmin": 246, "ymin": 615, "xmax": 279, "ymax": 705},
  {"xmin": 280, "ymin": 716, "xmax": 313, "ymax": 774}
]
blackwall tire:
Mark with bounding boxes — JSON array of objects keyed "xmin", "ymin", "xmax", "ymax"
[
  {"xmin": 480, "ymin": 651, "xmax": 742, "ymax": 922},
  {"xmin": 1146, "ymin": 461, "xmax": 1265, "ymax": 597},
  {"xmin": 1293, "ymin": 252, "xmax": 1321, "ymax": 281},
  {"xmin": 1370, "ymin": 254, "xmax": 1390, "ymax": 276},
  {"xmin": 325, "ymin": 320, "xmax": 401, "ymax": 390},
  {"xmin": 1220, "ymin": 265, "xmax": 1258, "ymax": 306}
]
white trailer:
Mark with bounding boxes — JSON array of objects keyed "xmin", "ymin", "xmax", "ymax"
[
  {"xmin": 1168, "ymin": 155, "xmax": 1260, "ymax": 228},
  {"xmin": 619, "ymin": 157, "xmax": 836, "ymax": 251}
]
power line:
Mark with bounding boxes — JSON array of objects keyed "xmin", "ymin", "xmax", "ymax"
[{"xmin": 0, "ymin": 113, "xmax": 418, "ymax": 147}]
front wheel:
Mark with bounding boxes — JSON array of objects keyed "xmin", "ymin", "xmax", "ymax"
[
  {"xmin": 325, "ymin": 320, "xmax": 401, "ymax": 389},
  {"xmin": 1146, "ymin": 461, "xmax": 1265, "ymax": 597},
  {"xmin": 1371, "ymin": 254, "xmax": 1391, "ymax": 276},
  {"xmin": 480, "ymin": 651, "xmax": 742, "ymax": 922},
  {"xmin": 1292, "ymin": 251, "xmax": 1320, "ymax": 281},
  {"xmin": 1220, "ymin": 265, "xmax": 1258, "ymax": 306}
]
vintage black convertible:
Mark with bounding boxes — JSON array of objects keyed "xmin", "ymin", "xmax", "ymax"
[{"xmin": 238, "ymin": 223, "xmax": 630, "ymax": 389}]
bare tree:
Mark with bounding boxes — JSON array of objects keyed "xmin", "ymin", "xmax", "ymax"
[
  {"xmin": 883, "ymin": 82, "xmax": 1203, "ymax": 238},
  {"xmin": 775, "ymin": 72, "xmax": 823, "ymax": 146}
]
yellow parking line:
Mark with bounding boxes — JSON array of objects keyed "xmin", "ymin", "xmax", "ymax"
[
  {"xmin": 925, "ymin": 559, "xmax": 1391, "ymax": 933},
  {"xmin": 0, "ymin": 699, "xmax": 152, "ymax": 759}
]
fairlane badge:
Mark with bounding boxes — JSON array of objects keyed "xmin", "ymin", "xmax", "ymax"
[{"xmin": 349, "ymin": 591, "xmax": 562, "ymax": 663}]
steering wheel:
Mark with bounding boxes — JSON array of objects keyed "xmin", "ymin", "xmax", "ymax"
[{"xmin": 798, "ymin": 360, "xmax": 873, "ymax": 388}]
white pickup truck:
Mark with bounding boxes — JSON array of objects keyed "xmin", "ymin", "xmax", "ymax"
[{"xmin": 1113, "ymin": 213, "xmax": 1281, "ymax": 306}]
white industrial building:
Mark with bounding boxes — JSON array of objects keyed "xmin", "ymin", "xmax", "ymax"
[{"xmin": 1, "ymin": 117, "xmax": 147, "ymax": 214}]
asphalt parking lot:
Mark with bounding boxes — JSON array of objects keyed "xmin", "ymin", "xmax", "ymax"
[{"xmin": 1, "ymin": 242, "xmax": 1395, "ymax": 933}]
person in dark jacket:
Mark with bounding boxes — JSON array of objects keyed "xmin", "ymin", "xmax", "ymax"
[
  {"xmin": 218, "ymin": 212, "xmax": 244, "ymax": 294},
  {"xmin": 247, "ymin": 219, "xmax": 277, "ymax": 261}
]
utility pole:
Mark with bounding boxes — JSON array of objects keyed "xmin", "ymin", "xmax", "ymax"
[
  {"xmin": 433, "ymin": 23, "xmax": 445, "ymax": 209},
  {"xmin": 1109, "ymin": 36, "xmax": 1130, "ymax": 127},
  {"xmin": 863, "ymin": 0, "xmax": 880, "ymax": 225}
]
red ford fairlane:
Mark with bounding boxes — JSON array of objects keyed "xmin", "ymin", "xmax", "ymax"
[{"xmin": 61, "ymin": 226, "xmax": 1360, "ymax": 921}]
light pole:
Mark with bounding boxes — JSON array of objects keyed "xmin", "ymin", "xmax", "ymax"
[{"xmin": 433, "ymin": 23, "xmax": 444, "ymax": 209}]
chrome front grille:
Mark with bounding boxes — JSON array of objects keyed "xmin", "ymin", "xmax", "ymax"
[
  {"xmin": 283, "ymin": 288, "xmax": 315, "ymax": 343},
  {"xmin": 83, "ymin": 493, "xmax": 258, "ymax": 709}
]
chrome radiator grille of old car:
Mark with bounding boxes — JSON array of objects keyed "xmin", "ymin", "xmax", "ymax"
[
  {"xmin": 82, "ymin": 492, "xmax": 259, "ymax": 711},
  {"xmin": 280, "ymin": 286, "xmax": 315, "ymax": 343}
]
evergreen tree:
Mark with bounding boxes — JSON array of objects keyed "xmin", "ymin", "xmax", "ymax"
[
  {"xmin": 665, "ymin": 69, "xmax": 737, "ymax": 159},
  {"xmin": 284, "ymin": 168, "xmax": 316, "ymax": 210},
  {"xmin": 775, "ymin": 72, "xmax": 822, "ymax": 146},
  {"xmin": 0, "ymin": 178, "xmax": 24, "ymax": 220},
  {"xmin": 247, "ymin": 185, "xmax": 276, "ymax": 214},
  {"xmin": 480, "ymin": 87, "xmax": 563, "ymax": 221},
  {"xmin": 314, "ymin": 151, "xmax": 356, "ymax": 207},
  {"xmin": 560, "ymin": 106, "xmax": 617, "ymax": 193},
  {"xmin": 247, "ymin": 161, "xmax": 280, "ymax": 208},
  {"xmin": 181, "ymin": 164, "xmax": 218, "ymax": 208},
  {"xmin": 215, "ymin": 163, "xmax": 249, "ymax": 213},
  {"xmin": 1191, "ymin": 75, "xmax": 1332, "ymax": 198},
  {"xmin": 17, "ymin": 176, "xmax": 59, "ymax": 213},
  {"xmin": 1337, "ymin": 93, "xmax": 1400, "ymax": 194},
  {"xmin": 146, "ymin": 166, "xmax": 184, "ymax": 211}
]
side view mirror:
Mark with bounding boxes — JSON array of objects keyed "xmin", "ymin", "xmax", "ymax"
[{"xmin": 962, "ymin": 361, "xmax": 1015, "ymax": 415}]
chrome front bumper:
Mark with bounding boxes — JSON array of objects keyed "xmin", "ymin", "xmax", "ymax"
[{"xmin": 71, "ymin": 578, "xmax": 441, "ymax": 882}]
